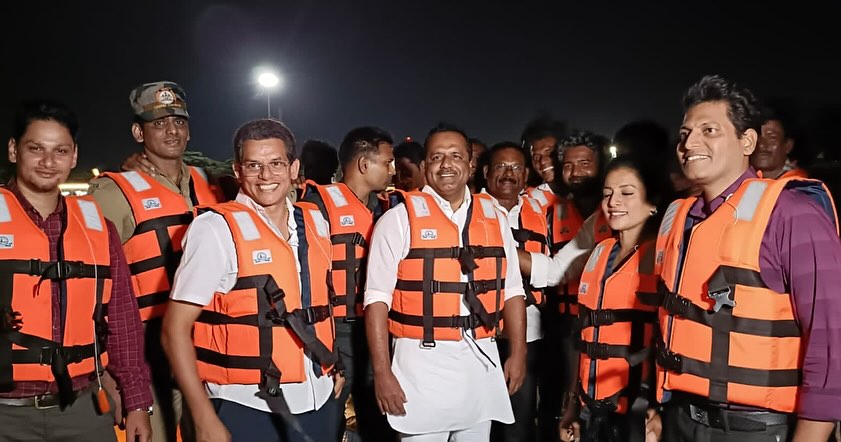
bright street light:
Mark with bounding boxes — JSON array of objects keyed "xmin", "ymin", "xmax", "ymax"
[
  {"xmin": 258, "ymin": 72, "xmax": 279, "ymax": 88},
  {"xmin": 256, "ymin": 69, "xmax": 283, "ymax": 118}
]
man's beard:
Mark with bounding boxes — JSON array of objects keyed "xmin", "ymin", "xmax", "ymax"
[{"xmin": 563, "ymin": 176, "xmax": 600, "ymax": 199}]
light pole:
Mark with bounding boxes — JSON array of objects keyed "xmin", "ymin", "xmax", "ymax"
[{"xmin": 257, "ymin": 71, "xmax": 280, "ymax": 118}]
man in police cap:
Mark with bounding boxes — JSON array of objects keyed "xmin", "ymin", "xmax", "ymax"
[{"xmin": 89, "ymin": 81, "xmax": 219, "ymax": 441}]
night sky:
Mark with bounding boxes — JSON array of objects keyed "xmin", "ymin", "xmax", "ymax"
[{"xmin": 4, "ymin": 1, "xmax": 840, "ymax": 170}]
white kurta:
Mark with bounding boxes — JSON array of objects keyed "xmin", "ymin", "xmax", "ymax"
[
  {"xmin": 364, "ymin": 186, "xmax": 525, "ymax": 435},
  {"xmin": 170, "ymin": 192, "xmax": 334, "ymax": 414}
]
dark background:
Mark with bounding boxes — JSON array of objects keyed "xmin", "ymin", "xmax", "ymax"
[{"xmin": 3, "ymin": 1, "xmax": 840, "ymax": 170}]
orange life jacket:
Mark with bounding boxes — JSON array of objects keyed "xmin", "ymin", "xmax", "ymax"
[
  {"xmin": 389, "ymin": 192, "xmax": 507, "ymax": 346},
  {"xmin": 778, "ymin": 168, "xmax": 808, "ymax": 179},
  {"xmin": 577, "ymin": 239, "xmax": 657, "ymax": 414},
  {"xmin": 649, "ymin": 177, "xmax": 838, "ymax": 412},
  {"xmin": 303, "ymin": 181, "xmax": 381, "ymax": 320},
  {"xmin": 511, "ymin": 195, "xmax": 549, "ymax": 307},
  {"xmin": 526, "ymin": 186, "xmax": 558, "ymax": 211},
  {"xmin": 193, "ymin": 201, "xmax": 337, "ymax": 389},
  {"xmin": 0, "ymin": 189, "xmax": 111, "ymax": 391},
  {"xmin": 549, "ymin": 199, "xmax": 612, "ymax": 317},
  {"xmin": 101, "ymin": 167, "xmax": 218, "ymax": 321}
]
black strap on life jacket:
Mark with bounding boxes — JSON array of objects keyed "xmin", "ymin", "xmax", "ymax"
[
  {"xmin": 129, "ymin": 213, "xmax": 194, "ymax": 311},
  {"xmin": 394, "ymin": 203, "xmax": 506, "ymax": 347},
  {"xmin": 646, "ymin": 266, "xmax": 802, "ymax": 403},
  {"xmin": 0, "ymin": 259, "xmax": 110, "ymax": 407},
  {"xmin": 511, "ymin": 224, "xmax": 548, "ymax": 308},
  {"xmin": 329, "ymin": 232, "xmax": 368, "ymax": 321},
  {"xmin": 194, "ymin": 275, "xmax": 337, "ymax": 392}
]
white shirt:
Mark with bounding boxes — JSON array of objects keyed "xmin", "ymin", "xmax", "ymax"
[
  {"xmin": 529, "ymin": 208, "xmax": 599, "ymax": 289},
  {"xmin": 364, "ymin": 186, "xmax": 526, "ymax": 434},
  {"xmin": 481, "ymin": 189, "xmax": 542, "ymax": 343},
  {"xmin": 170, "ymin": 192, "xmax": 334, "ymax": 414}
]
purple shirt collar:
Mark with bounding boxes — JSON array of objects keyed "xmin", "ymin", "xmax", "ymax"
[{"xmin": 688, "ymin": 168, "xmax": 757, "ymax": 220}]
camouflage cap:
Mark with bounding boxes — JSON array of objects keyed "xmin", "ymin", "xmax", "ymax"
[{"xmin": 129, "ymin": 81, "xmax": 189, "ymax": 122}]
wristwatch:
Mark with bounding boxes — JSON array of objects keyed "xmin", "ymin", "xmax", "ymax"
[{"xmin": 132, "ymin": 406, "xmax": 154, "ymax": 416}]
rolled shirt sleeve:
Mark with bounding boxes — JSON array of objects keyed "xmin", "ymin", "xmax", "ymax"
[{"xmin": 363, "ymin": 204, "xmax": 409, "ymax": 310}]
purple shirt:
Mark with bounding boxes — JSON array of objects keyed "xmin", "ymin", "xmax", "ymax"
[{"xmin": 688, "ymin": 169, "xmax": 841, "ymax": 421}]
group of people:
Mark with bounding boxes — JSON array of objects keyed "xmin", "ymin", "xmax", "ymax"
[{"xmin": 0, "ymin": 74, "xmax": 838, "ymax": 442}]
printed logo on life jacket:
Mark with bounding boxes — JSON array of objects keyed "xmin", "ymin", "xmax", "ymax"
[
  {"xmin": 579, "ymin": 283, "xmax": 588, "ymax": 294},
  {"xmin": 252, "ymin": 249, "xmax": 273, "ymax": 264},
  {"xmin": 0, "ymin": 234, "xmax": 14, "ymax": 248},
  {"xmin": 656, "ymin": 250, "xmax": 664, "ymax": 265},
  {"xmin": 142, "ymin": 197, "xmax": 162, "ymax": 210},
  {"xmin": 420, "ymin": 229, "xmax": 437, "ymax": 240},
  {"xmin": 340, "ymin": 215, "xmax": 355, "ymax": 227}
]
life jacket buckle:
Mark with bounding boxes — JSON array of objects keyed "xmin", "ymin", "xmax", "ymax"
[
  {"xmin": 662, "ymin": 292, "xmax": 692, "ymax": 317},
  {"xmin": 420, "ymin": 340, "xmax": 436, "ymax": 349},
  {"xmin": 707, "ymin": 288, "xmax": 735, "ymax": 313},
  {"xmin": 590, "ymin": 309, "xmax": 615, "ymax": 326},
  {"xmin": 656, "ymin": 348, "xmax": 683, "ymax": 374}
]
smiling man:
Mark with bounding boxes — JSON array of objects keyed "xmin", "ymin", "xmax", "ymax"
[
  {"xmin": 162, "ymin": 119, "xmax": 342, "ymax": 442},
  {"xmin": 89, "ymin": 81, "xmax": 219, "ymax": 441},
  {"xmin": 750, "ymin": 104, "xmax": 807, "ymax": 180},
  {"xmin": 649, "ymin": 75, "xmax": 841, "ymax": 442},
  {"xmin": 481, "ymin": 142, "xmax": 550, "ymax": 442},
  {"xmin": 365, "ymin": 123, "xmax": 527, "ymax": 441}
]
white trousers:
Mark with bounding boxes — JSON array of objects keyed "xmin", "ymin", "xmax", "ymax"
[{"xmin": 399, "ymin": 420, "xmax": 492, "ymax": 442}]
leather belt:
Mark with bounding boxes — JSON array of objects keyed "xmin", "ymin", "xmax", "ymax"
[
  {"xmin": 680, "ymin": 402, "xmax": 791, "ymax": 432},
  {"xmin": 0, "ymin": 383, "xmax": 95, "ymax": 409}
]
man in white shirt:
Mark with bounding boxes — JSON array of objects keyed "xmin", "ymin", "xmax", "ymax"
[
  {"xmin": 365, "ymin": 124, "xmax": 528, "ymax": 442},
  {"xmin": 161, "ymin": 119, "xmax": 343, "ymax": 442},
  {"xmin": 481, "ymin": 142, "xmax": 550, "ymax": 442}
]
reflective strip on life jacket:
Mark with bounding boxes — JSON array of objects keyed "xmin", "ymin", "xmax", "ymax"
[
  {"xmin": 390, "ymin": 192, "xmax": 506, "ymax": 346},
  {"xmin": 650, "ymin": 177, "xmax": 837, "ymax": 412},
  {"xmin": 0, "ymin": 190, "xmax": 111, "ymax": 398},
  {"xmin": 577, "ymin": 238, "xmax": 657, "ymax": 414},
  {"xmin": 102, "ymin": 167, "xmax": 218, "ymax": 321},
  {"xmin": 193, "ymin": 201, "xmax": 336, "ymax": 391}
]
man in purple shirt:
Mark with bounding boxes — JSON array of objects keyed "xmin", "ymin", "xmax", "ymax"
[
  {"xmin": 647, "ymin": 75, "xmax": 841, "ymax": 442},
  {"xmin": 0, "ymin": 100, "xmax": 152, "ymax": 441}
]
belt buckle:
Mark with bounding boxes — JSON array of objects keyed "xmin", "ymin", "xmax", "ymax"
[
  {"xmin": 689, "ymin": 404, "xmax": 710, "ymax": 426},
  {"xmin": 34, "ymin": 394, "xmax": 58, "ymax": 410}
]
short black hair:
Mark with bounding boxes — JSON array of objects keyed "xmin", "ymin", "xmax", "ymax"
[
  {"xmin": 423, "ymin": 122, "xmax": 470, "ymax": 159},
  {"xmin": 759, "ymin": 101, "xmax": 798, "ymax": 140},
  {"xmin": 337, "ymin": 126, "xmax": 393, "ymax": 169},
  {"xmin": 487, "ymin": 141, "xmax": 527, "ymax": 164},
  {"xmin": 12, "ymin": 99, "xmax": 79, "ymax": 142},
  {"xmin": 682, "ymin": 75, "xmax": 762, "ymax": 137},
  {"xmin": 300, "ymin": 139, "xmax": 338, "ymax": 185},
  {"xmin": 558, "ymin": 131, "xmax": 608, "ymax": 171},
  {"xmin": 232, "ymin": 118, "xmax": 296, "ymax": 162},
  {"xmin": 520, "ymin": 116, "xmax": 566, "ymax": 150},
  {"xmin": 394, "ymin": 140, "xmax": 424, "ymax": 166}
]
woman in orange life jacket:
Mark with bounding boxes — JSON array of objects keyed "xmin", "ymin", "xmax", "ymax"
[{"xmin": 559, "ymin": 155, "xmax": 672, "ymax": 442}]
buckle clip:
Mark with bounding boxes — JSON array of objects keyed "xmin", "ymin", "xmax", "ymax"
[
  {"xmin": 707, "ymin": 287, "xmax": 735, "ymax": 313},
  {"xmin": 34, "ymin": 394, "xmax": 58, "ymax": 410},
  {"xmin": 657, "ymin": 348, "xmax": 683, "ymax": 374},
  {"xmin": 663, "ymin": 292, "xmax": 692, "ymax": 317}
]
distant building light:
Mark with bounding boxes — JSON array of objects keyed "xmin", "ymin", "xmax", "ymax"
[
  {"xmin": 609, "ymin": 145, "xmax": 618, "ymax": 158},
  {"xmin": 91, "ymin": 168, "xmax": 101, "ymax": 177}
]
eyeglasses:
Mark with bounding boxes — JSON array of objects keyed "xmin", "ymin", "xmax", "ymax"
[
  {"xmin": 239, "ymin": 160, "xmax": 290, "ymax": 176},
  {"xmin": 491, "ymin": 163, "xmax": 524, "ymax": 172}
]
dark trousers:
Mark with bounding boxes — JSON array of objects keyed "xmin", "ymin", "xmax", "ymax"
[
  {"xmin": 578, "ymin": 409, "xmax": 634, "ymax": 442},
  {"xmin": 0, "ymin": 390, "xmax": 116, "ymax": 442},
  {"xmin": 537, "ymin": 308, "xmax": 577, "ymax": 442},
  {"xmin": 212, "ymin": 396, "xmax": 338, "ymax": 442},
  {"xmin": 335, "ymin": 319, "xmax": 394, "ymax": 441},
  {"xmin": 491, "ymin": 339, "xmax": 540, "ymax": 442},
  {"xmin": 662, "ymin": 401, "xmax": 792, "ymax": 442}
]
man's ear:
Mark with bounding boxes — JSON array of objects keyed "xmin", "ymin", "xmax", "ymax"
[
  {"xmin": 742, "ymin": 128, "xmax": 758, "ymax": 156},
  {"xmin": 357, "ymin": 154, "xmax": 368, "ymax": 174},
  {"xmin": 131, "ymin": 123, "xmax": 144, "ymax": 143}
]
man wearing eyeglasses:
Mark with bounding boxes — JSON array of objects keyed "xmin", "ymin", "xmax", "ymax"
[
  {"xmin": 89, "ymin": 81, "xmax": 219, "ymax": 440},
  {"xmin": 162, "ymin": 118, "xmax": 344, "ymax": 442},
  {"xmin": 482, "ymin": 142, "xmax": 550, "ymax": 442}
]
